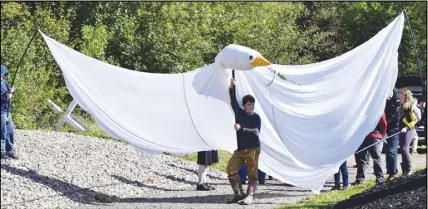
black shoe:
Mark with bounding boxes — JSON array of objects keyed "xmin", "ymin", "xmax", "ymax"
[
  {"xmin": 351, "ymin": 180, "xmax": 364, "ymax": 186},
  {"xmin": 196, "ymin": 184, "xmax": 211, "ymax": 191},
  {"xmin": 268, "ymin": 176, "xmax": 273, "ymax": 180},
  {"xmin": 259, "ymin": 180, "xmax": 265, "ymax": 185},
  {"xmin": 331, "ymin": 185, "xmax": 341, "ymax": 191},
  {"xmin": 204, "ymin": 183, "xmax": 216, "ymax": 190},
  {"xmin": 1, "ymin": 152, "xmax": 10, "ymax": 160},
  {"xmin": 6, "ymin": 151, "xmax": 18, "ymax": 159}
]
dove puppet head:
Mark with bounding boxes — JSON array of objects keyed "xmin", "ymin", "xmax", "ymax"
[{"xmin": 214, "ymin": 44, "xmax": 271, "ymax": 71}]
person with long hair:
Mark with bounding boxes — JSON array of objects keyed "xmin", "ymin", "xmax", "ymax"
[{"xmin": 398, "ymin": 89, "xmax": 418, "ymax": 176}]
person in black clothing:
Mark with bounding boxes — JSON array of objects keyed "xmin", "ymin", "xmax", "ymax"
[
  {"xmin": 196, "ymin": 150, "xmax": 219, "ymax": 191},
  {"xmin": 384, "ymin": 88, "xmax": 401, "ymax": 180},
  {"xmin": 226, "ymin": 78, "xmax": 261, "ymax": 205}
]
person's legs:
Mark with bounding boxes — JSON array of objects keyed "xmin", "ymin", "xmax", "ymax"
[
  {"xmin": 0, "ymin": 113, "xmax": 9, "ymax": 159},
  {"xmin": 226, "ymin": 150, "xmax": 246, "ymax": 203},
  {"xmin": 385, "ymin": 131, "xmax": 399, "ymax": 179},
  {"xmin": 368, "ymin": 139, "xmax": 384, "ymax": 184},
  {"xmin": 411, "ymin": 129, "xmax": 418, "ymax": 154},
  {"xmin": 355, "ymin": 141, "xmax": 369, "ymax": 184},
  {"xmin": 197, "ymin": 164, "xmax": 211, "ymax": 191},
  {"xmin": 333, "ymin": 170, "xmax": 341, "ymax": 190},
  {"xmin": 258, "ymin": 169, "xmax": 266, "ymax": 184},
  {"xmin": 399, "ymin": 130, "xmax": 414, "ymax": 175},
  {"xmin": 241, "ymin": 148, "xmax": 261, "ymax": 205},
  {"xmin": 341, "ymin": 161, "xmax": 349, "ymax": 189},
  {"xmin": 238, "ymin": 163, "xmax": 248, "ymax": 184},
  {"xmin": 5, "ymin": 114, "xmax": 16, "ymax": 158}
]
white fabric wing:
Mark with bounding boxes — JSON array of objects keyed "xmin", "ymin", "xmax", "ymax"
[{"xmin": 41, "ymin": 13, "xmax": 404, "ymax": 193}]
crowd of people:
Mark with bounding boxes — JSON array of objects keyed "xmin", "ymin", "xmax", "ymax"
[
  {"xmin": 1, "ymin": 62, "xmax": 426, "ymax": 204},
  {"xmin": 332, "ymin": 87, "xmax": 426, "ymax": 191}
]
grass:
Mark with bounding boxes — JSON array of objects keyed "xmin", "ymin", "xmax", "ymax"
[{"xmin": 277, "ymin": 167, "xmax": 426, "ymax": 209}]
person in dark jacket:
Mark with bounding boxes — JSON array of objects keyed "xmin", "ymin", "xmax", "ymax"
[
  {"xmin": 1, "ymin": 64, "xmax": 17, "ymax": 160},
  {"xmin": 384, "ymin": 88, "xmax": 401, "ymax": 180},
  {"xmin": 238, "ymin": 162, "xmax": 266, "ymax": 185},
  {"xmin": 353, "ymin": 112, "xmax": 387, "ymax": 185},
  {"xmin": 196, "ymin": 150, "xmax": 219, "ymax": 191},
  {"xmin": 226, "ymin": 78, "xmax": 261, "ymax": 205}
]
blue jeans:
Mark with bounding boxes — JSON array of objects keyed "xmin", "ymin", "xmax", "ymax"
[
  {"xmin": 334, "ymin": 161, "xmax": 348, "ymax": 187},
  {"xmin": 1, "ymin": 113, "xmax": 14, "ymax": 153},
  {"xmin": 238, "ymin": 162, "xmax": 266, "ymax": 183},
  {"xmin": 385, "ymin": 130, "xmax": 399, "ymax": 175}
]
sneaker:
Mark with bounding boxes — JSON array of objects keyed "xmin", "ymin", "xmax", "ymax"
[
  {"xmin": 268, "ymin": 176, "xmax": 273, "ymax": 180},
  {"xmin": 376, "ymin": 178, "xmax": 384, "ymax": 185},
  {"xmin": 259, "ymin": 180, "xmax": 265, "ymax": 185},
  {"xmin": 6, "ymin": 151, "xmax": 18, "ymax": 159},
  {"xmin": 387, "ymin": 175, "xmax": 398, "ymax": 181},
  {"xmin": 204, "ymin": 183, "xmax": 216, "ymax": 190},
  {"xmin": 0, "ymin": 152, "xmax": 10, "ymax": 160},
  {"xmin": 196, "ymin": 184, "xmax": 211, "ymax": 191},
  {"xmin": 331, "ymin": 185, "xmax": 341, "ymax": 191},
  {"xmin": 403, "ymin": 171, "xmax": 413, "ymax": 177},
  {"xmin": 351, "ymin": 180, "xmax": 364, "ymax": 186},
  {"xmin": 342, "ymin": 185, "xmax": 350, "ymax": 190}
]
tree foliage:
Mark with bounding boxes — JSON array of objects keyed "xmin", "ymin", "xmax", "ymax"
[{"xmin": 1, "ymin": 2, "xmax": 426, "ymax": 129}]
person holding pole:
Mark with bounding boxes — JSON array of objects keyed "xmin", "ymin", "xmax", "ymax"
[
  {"xmin": 226, "ymin": 78, "xmax": 261, "ymax": 205},
  {"xmin": 1, "ymin": 64, "xmax": 17, "ymax": 160},
  {"xmin": 384, "ymin": 88, "xmax": 401, "ymax": 180}
]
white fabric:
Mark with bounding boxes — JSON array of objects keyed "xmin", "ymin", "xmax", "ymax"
[{"xmin": 40, "ymin": 13, "xmax": 404, "ymax": 193}]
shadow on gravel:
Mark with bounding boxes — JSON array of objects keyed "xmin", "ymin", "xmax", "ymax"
[
  {"xmin": 112, "ymin": 175, "xmax": 183, "ymax": 192},
  {"xmin": 166, "ymin": 163, "xmax": 226, "ymax": 180},
  {"xmin": 151, "ymin": 171, "xmax": 229, "ymax": 186},
  {"xmin": 0, "ymin": 164, "xmax": 119, "ymax": 205},
  {"xmin": 113, "ymin": 192, "xmax": 299, "ymax": 204}
]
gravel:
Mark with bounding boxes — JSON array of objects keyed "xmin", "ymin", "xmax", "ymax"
[
  {"xmin": 1, "ymin": 130, "xmax": 426, "ymax": 209},
  {"xmin": 333, "ymin": 169, "xmax": 427, "ymax": 209}
]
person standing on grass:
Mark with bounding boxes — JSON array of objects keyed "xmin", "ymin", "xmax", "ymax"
[
  {"xmin": 331, "ymin": 161, "xmax": 349, "ymax": 190},
  {"xmin": 398, "ymin": 89, "xmax": 418, "ymax": 176},
  {"xmin": 196, "ymin": 150, "xmax": 219, "ymax": 191},
  {"xmin": 226, "ymin": 78, "xmax": 261, "ymax": 205},
  {"xmin": 1, "ymin": 64, "xmax": 17, "ymax": 160},
  {"xmin": 410, "ymin": 98, "xmax": 421, "ymax": 155},
  {"xmin": 353, "ymin": 112, "xmax": 387, "ymax": 185},
  {"xmin": 384, "ymin": 88, "xmax": 401, "ymax": 180}
]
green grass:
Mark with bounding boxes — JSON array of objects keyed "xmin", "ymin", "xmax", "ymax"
[
  {"xmin": 177, "ymin": 151, "xmax": 232, "ymax": 173},
  {"xmin": 277, "ymin": 167, "xmax": 426, "ymax": 209}
]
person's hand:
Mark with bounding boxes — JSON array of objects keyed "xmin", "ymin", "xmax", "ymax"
[
  {"xmin": 230, "ymin": 79, "xmax": 235, "ymax": 89},
  {"xmin": 401, "ymin": 127, "xmax": 408, "ymax": 133},
  {"xmin": 10, "ymin": 87, "xmax": 15, "ymax": 93},
  {"xmin": 6, "ymin": 92, "xmax": 12, "ymax": 99},
  {"xmin": 234, "ymin": 124, "xmax": 241, "ymax": 131}
]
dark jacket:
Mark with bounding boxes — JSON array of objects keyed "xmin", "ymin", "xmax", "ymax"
[
  {"xmin": 385, "ymin": 88, "xmax": 401, "ymax": 133},
  {"xmin": 229, "ymin": 87, "xmax": 261, "ymax": 151}
]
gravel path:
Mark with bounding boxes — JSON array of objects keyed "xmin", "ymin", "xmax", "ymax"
[{"xmin": 1, "ymin": 130, "xmax": 426, "ymax": 209}]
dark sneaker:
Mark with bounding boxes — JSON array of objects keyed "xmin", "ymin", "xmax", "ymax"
[
  {"xmin": 268, "ymin": 176, "xmax": 273, "ymax": 180},
  {"xmin": 6, "ymin": 151, "xmax": 18, "ymax": 159},
  {"xmin": 259, "ymin": 180, "xmax": 265, "ymax": 185},
  {"xmin": 351, "ymin": 180, "xmax": 364, "ymax": 186},
  {"xmin": 331, "ymin": 185, "xmax": 341, "ymax": 191},
  {"xmin": 1, "ymin": 152, "xmax": 10, "ymax": 160},
  {"xmin": 387, "ymin": 175, "xmax": 398, "ymax": 181},
  {"xmin": 376, "ymin": 178, "xmax": 384, "ymax": 185},
  {"xmin": 196, "ymin": 184, "xmax": 211, "ymax": 191},
  {"xmin": 204, "ymin": 183, "xmax": 215, "ymax": 190},
  {"xmin": 404, "ymin": 171, "xmax": 413, "ymax": 177}
]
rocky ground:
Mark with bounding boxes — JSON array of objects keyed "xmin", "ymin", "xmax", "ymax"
[
  {"xmin": 1, "ymin": 130, "xmax": 426, "ymax": 209},
  {"xmin": 334, "ymin": 169, "xmax": 427, "ymax": 209}
]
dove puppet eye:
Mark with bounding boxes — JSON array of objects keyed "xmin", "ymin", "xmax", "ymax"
[{"xmin": 249, "ymin": 55, "xmax": 253, "ymax": 60}]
